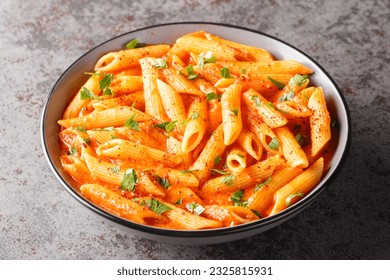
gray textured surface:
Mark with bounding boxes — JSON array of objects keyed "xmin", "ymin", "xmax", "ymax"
[{"xmin": 0, "ymin": 0, "xmax": 389, "ymax": 259}]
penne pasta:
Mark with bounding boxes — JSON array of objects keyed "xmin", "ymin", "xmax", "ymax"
[{"xmin": 221, "ymin": 84, "xmax": 243, "ymax": 145}]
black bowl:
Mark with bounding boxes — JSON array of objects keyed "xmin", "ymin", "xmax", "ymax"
[{"xmin": 41, "ymin": 22, "xmax": 351, "ymax": 244}]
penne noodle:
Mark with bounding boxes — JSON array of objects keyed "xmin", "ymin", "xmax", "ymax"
[
  {"xmin": 226, "ymin": 147, "xmax": 247, "ymax": 173},
  {"xmin": 221, "ymin": 84, "xmax": 243, "ymax": 145},
  {"xmin": 236, "ymin": 129, "xmax": 262, "ymax": 160},
  {"xmin": 308, "ymin": 87, "xmax": 331, "ymax": 157},
  {"xmin": 269, "ymin": 157, "xmax": 324, "ymax": 215},
  {"xmin": 94, "ymin": 45, "xmax": 170, "ymax": 72}
]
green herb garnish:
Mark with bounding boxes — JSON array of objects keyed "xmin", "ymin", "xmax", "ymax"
[
  {"xmin": 268, "ymin": 137, "xmax": 280, "ymax": 150},
  {"xmin": 206, "ymin": 92, "xmax": 222, "ymax": 102},
  {"xmin": 153, "ymin": 59, "xmax": 168, "ymax": 69},
  {"xmin": 278, "ymin": 90, "xmax": 295, "ymax": 102},
  {"xmin": 141, "ymin": 198, "xmax": 171, "ymax": 215},
  {"xmin": 291, "ymin": 74, "xmax": 308, "ymax": 86},
  {"xmin": 268, "ymin": 76, "xmax": 285, "ymax": 89},
  {"xmin": 285, "ymin": 192, "xmax": 305, "ymax": 206},
  {"xmin": 121, "ymin": 168, "xmax": 138, "ymax": 191},
  {"xmin": 214, "ymin": 155, "xmax": 222, "ymax": 165},
  {"xmin": 175, "ymin": 198, "xmax": 183, "ymax": 205},
  {"xmin": 75, "ymin": 126, "xmax": 87, "ymax": 133},
  {"xmin": 154, "ymin": 121, "xmax": 177, "ymax": 134},
  {"xmin": 110, "ymin": 166, "xmax": 120, "ymax": 174},
  {"xmin": 186, "ymin": 64, "xmax": 197, "ymax": 80},
  {"xmin": 186, "ymin": 203, "xmax": 205, "ymax": 215},
  {"xmin": 126, "ymin": 38, "xmax": 140, "ymax": 49},
  {"xmin": 254, "ymin": 177, "xmax": 272, "ymax": 192},
  {"xmin": 124, "ymin": 114, "xmax": 140, "ymax": 131},
  {"xmin": 230, "ymin": 108, "xmax": 239, "ymax": 116},
  {"xmin": 220, "ymin": 67, "xmax": 233, "ymax": 78},
  {"xmin": 80, "ymin": 87, "xmax": 100, "ymax": 100},
  {"xmin": 156, "ymin": 176, "xmax": 171, "ymax": 189},
  {"xmin": 221, "ymin": 174, "xmax": 235, "ymax": 186}
]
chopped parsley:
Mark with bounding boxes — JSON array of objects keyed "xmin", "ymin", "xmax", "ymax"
[
  {"xmin": 121, "ymin": 168, "xmax": 138, "ymax": 191},
  {"xmin": 175, "ymin": 198, "xmax": 183, "ymax": 205},
  {"xmin": 198, "ymin": 52, "xmax": 216, "ymax": 68},
  {"xmin": 126, "ymin": 38, "xmax": 140, "ymax": 49},
  {"xmin": 278, "ymin": 90, "xmax": 295, "ymax": 102},
  {"xmin": 230, "ymin": 108, "xmax": 239, "ymax": 116},
  {"xmin": 268, "ymin": 137, "xmax": 280, "ymax": 150},
  {"xmin": 295, "ymin": 133, "xmax": 307, "ymax": 147},
  {"xmin": 153, "ymin": 59, "xmax": 168, "ymax": 69},
  {"xmin": 291, "ymin": 74, "xmax": 309, "ymax": 86},
  {"xmin": 156, "ymin": 176, "xmax": 171, "ymax": 189},
  {"xmin": 230, "ymin": 190, "xmax": 244, "ymax": 204},
  {"xmin": 69, "ymin": 147, "xmax": 77, "ymax": 155},
  {"xmin": 154, "ymin": 121, "xmax": 177, "ymax": 134},
  {"xmin": 80, "ymin": 87, "xmax": 100, "ymax": 100},
  {"xmin": 221, "ymin": 174, "xmax": 235, "ymax": 186},
  {"xmin": 254, "ymin": 177, "xmax": 272, "ymax": 192},
  {"xmin": 206, "ymin": 92, "xmax": 222, "ymax": 102},
  {"xmin": 214, "ymin": 155, "xmax": 222, "ymax": 165},
  {"xmin": 110, "ymin": 133, "xmax": 117, "ymax": 139},
  {"xmin": 99, "ymin": 73, "xmax": 113, "ymax": 96},
  {"xmin": 268, "ymin": 76, "xmax": 285, "ymax": 89},
  {"xmin": 82, "ymin": 138, "xmax": 90, "ymax": 144},
  {"xmin": 186, "ymin": 203, "xmax": 205, "ymax": 215},
  {"xmin": 285, "ymin": 192, "xmax": 305, "ymax": 206},
  {"xmin": 110, "ymin": 166, "xmax": 120, "ymax": 174},
  {"xmin": 141, "ymin": 198, "xmax": 171, "ymax": 215},
  {"xmin": 266, "ymin": 102, "xmax": 275, "ymax": 109},
  {"xmin": 75, "ymin": 126, "xmax": 87, "ymax": 133},
  {"xmin": 124, "ymin": 114, "xmax": 140, "ymax": 131},
  {"xmin": 251, "ymin": 209, "xmax": 261, "ymax": 218},
  {"xmin": 186, "ymin": 64, "xmax": 197, "ymax": 80},
  {"xmin": 250, "ymin": 95, "xmax": 262, "ymax": 107},
  {"xmin": 219, "ymin": 67, "xmax": 232, "ymax": 78},
  {"xmin": 191, "ymin": 112, "xmax": 200, "ymax": 119}
]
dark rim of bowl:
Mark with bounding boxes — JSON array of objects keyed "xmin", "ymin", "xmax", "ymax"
[{"xmin": 41, "ymin": 22, "xmax": 351, "ymax": 239}]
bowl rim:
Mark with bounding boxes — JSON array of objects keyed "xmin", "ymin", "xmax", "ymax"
[{"xmin": 41, "ymin": 21, "xmax": 351, "ymax": 239}]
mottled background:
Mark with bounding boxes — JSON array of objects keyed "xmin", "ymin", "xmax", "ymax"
[{"xmin": 0, "ymin": 0, "xmax": 389, "ymax": 259}]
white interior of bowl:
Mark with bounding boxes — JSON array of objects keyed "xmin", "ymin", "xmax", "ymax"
[{"xmin": 41, "ymin": 23, "xmax": 350, "ymax": 243}]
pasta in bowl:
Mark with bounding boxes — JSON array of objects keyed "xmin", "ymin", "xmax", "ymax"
[{"xmin": 42, "ymin": 23, "xmax": 350, "ymax": 244}]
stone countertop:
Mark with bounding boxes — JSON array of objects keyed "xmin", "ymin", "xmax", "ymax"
[{"xmin": 0, "ymin": 0, "xmax": 389, "ymax": 259}]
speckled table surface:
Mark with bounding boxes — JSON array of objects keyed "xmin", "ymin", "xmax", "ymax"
[{"xmin": 0, "ymin": 0, "xmax": 389, "ymax": 260}]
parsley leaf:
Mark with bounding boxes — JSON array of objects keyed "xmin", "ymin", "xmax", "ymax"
[
  {"xmin": 254, "ymin": 177, "xmax": 272, "ymax": 192},
  {"xmin": 175, "ymin": 198, "xmax": 183, "ymax": 205},
  {"xmin": 268, "ymin": 76, "xmax": 285, "ymax": 89},
  {"xmin": 220, "ymin": 67, "xmax": 233, "ymax": 78},
  {"xmin": 69, "ymin": 147, "xmax": 77, "ymax": 155},
  {"xmin": 99, "ymin": 73, "xmax": 113, "ymax": 91},
  {"xmin": 124, "ymin": 114, "xmax": 140, "ymax": 131},
  {"xmin": 268, "ymin": 137, "xmax": 280, "ymax": 150},
  {"xmin": 75, "ymin": 126, "xmax": 87, "ymax": 133},
  {"xmin": 230, "ymin": 108, "xmax": 239, "ymax": 116},
  {"xmin": 156, "ymin": 176, "xmax": 171, "ymax": 189},
  {"xmin": 154, "ymin": 121, "xmax": 177, "ymax": 134},
  {"xmin": 291, "ymin": 74, "xmax": 309, "ymax": 86},
  {"xmin": 285, "ymin": 192, "xmax": 305, "ymax": 206},
  {"xmin": 126, "ymin": 38, "xmax": 140, "ymax": 49},
  {"xmin": 250, "ymin": 95, "xmax": 262, "ymax": 106},
  {"xmin": 198, "ymin": 52, "xmax": 216, "ymax": 68},
  {"xmin": 110, "ymin": 166, "xmax": 120, "ymax": 174},
  {"xmin": 251, "ymin": 209, "xmax": 261, "ymax": 218},
  {"xmin": 186, "ymin": 203, "xmax": 205, "ymax": 215},
  {"xmin": 191, "ymin": 112, "xmax": 200, "ymax": 119},
  {"xmin": 82, "ymin": 138, "xmax": 90, "ymax": 144},
  {"xmin": 153, "ymin": 59, "xmax": 168, "ymax": 69},
  {"xmin": 295, "ymin": 133, "xmax": 308, "ymax": 147},
  {"xmin": 80, "ymin": 87, "xmax": 100, "ymax": 100},
  {"xmin": 186, "ymin": 64, "xmax": 197, "ymax": 80},
  {"xmin": 221, "ymin": 174, "xmax": 235, "ymax": 186},
  {"xmin": 121, "ymin": 168, "xmax": 138, "ymax": 191},
  {"xmin": 141, "ymin": 198, "xmax": 171, "ymax": 215},
  {"xmin": 230, "ymin": 190, "xmax": 244, "ymax": 204},
  {"xmin": 206, "ymin": 92, "xmax": 221, "ymax": 102},
  {"xmin": 214, "ymin": 155, "xmax": 222, "ymax": 165}
]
